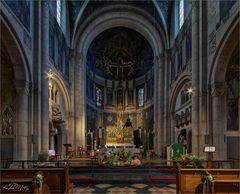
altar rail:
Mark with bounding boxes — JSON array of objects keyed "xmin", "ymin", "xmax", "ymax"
[{"xmin": 0, "ymin": 160, "xmax": 69, "ymax": 194}]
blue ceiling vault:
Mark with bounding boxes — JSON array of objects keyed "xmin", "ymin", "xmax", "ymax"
[
  {"xmin": 68, "ymin": 0, "xmax": 172, "ymax": 37},
  {"xmin": 68, "ymin": 0, "xmax": 172, "ymax": 80},
  {"xmin": 86, "ymin": 27, "xmax": 154, "ymax": 80}
]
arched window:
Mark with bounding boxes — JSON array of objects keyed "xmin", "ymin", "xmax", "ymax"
[
  {"xmin": 138, "ymin": 88, "xmax": 144, "ymax": 107},
  {"xmin": 179, "ymin": 0, "xmax": 184, "ymax": 29},
  {"xmin": 96, "ymin": 86, "xmax": 103, "ymax": 107},
  {"xmin": 56, "ymin": 0, "xmax": 61, "ymax": 26}
]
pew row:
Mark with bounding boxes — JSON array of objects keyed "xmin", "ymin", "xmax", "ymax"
[
  {"xmin": 176, "ymin": 168, "xmax": 240, "ymax": 193},
  {"xmin": 1, "ymin": 167, "xmax": 70, "ymax": 193}
]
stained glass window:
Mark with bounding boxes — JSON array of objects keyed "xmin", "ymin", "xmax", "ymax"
[
  {"xmin": 96, "ymin": 87, "xmax": 103, "ymax": 107},
  {"xmin": 226, "ymin": 48, "xmax": 239, "ymax": 131},
  {"xmin": 49, "ymin": 25, "xmax": 55, "ymax": 60},
  {"xmin": 56, "ymin": 0, "xmax": 61, "ymax": 26},
  {"xmin": 138, "ymin": 88, "xmax": 144, "ymax": 107},
  {"xmin": 179, "ymin": 0, "xmax": 184, "ymax": 29}
]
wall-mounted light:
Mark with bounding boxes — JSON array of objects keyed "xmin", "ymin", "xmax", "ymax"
[
  {"xmin": 46, "ymin": 69, "xmax": 54, "ymax": 79},
  {"xmin": 187, "ymin": 87, "xmax": 193, "ymax": 94}
]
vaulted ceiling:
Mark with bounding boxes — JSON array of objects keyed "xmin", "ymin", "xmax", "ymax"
[
  {"xmin": 68, "ymin": 0, "xmax": 173, "ymax": 37},
  {"xmin": 68, "ymin": 0, "xmax": 172, "ymax": 80}
]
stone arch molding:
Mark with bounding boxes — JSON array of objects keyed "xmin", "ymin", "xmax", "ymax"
[
  {"xmin": 72, "ymin": 2, "xmax": 169, "ymax": 48},
  {"xmin": 50, "ymin": 70, "xmax": 71, "ymax": 118},
  {"xmin": 169, "ymin": 75, "xmax": 191, "ymax": 114},
  {"xmin": 209, "ymin": 19, "xmax": 239, "ymax": 85},
  {"xmin": 1, "ymin": 13, "xmax": 31, "ymax": 84},
  {"xmin": 73, "ymin": 5, "xmax": 167, "ymax": 58}
]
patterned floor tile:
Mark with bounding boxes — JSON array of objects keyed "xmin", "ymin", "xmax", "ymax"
[
  {"xmin": 107, "ymin": 186, "xmax": 137, "ymax": 193},
  {"xmin": 95, "ymin": 184, "xmax": 112, "ymax": 189},
  {"xmin": 73, "ymin": 187, "xmax": 95, "ymax": 194},
  {"xmin": 168, "ymin": 184, "xmax": 176, "ymax": 188},
  {"xmin": 131, "ymin": 184, "xmax": 148, "ymax": 189},
  {"xmin": 148, "ymin": 186, "xmax": 176, "ymax": 194}
]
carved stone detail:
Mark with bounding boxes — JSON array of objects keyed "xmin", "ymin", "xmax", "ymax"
[
  {"xmin": 15, "ymin": 80, "xmax": 30, "ymax": 95},
  {"xmin": 211, "ymin": 82, "xmax": 227, "ymax": 97},
  {"xmin": 209, "ymin": 30, "xmax": 216, "ymax": 55},
  {"xmin": 1, "ymin": 106, "xmax": 14, "ymax": 136}
]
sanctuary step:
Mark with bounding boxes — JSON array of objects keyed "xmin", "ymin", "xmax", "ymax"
[{"xmin": 69, "ymin": 162, "xmax": 176, "ymax": 183}]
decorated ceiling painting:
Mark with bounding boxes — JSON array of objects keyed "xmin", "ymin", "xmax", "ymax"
[{"xmin": 86, "ymin": 27, "xmax": 154, "ymax": 80}]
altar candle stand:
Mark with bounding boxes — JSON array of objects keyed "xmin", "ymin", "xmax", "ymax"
[{"xmin": 63, "ymin": 143, "xmax": 72, "ymax": 159}]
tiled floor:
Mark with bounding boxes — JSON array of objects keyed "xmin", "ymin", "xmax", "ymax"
[{"xmin": 73, "ymin": 183, "xmax": 176, "ymax": 194}]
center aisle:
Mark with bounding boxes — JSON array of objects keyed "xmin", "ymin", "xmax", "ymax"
[
  {"xmin": 73, "ymin": 183, "xmax": 176, "ymax": 194},
  {"xmin": 68, "ymin": 158, "xmax": 177, "ymax": 194}
]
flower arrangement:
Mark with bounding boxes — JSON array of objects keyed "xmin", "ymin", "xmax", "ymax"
[
  {"xmin": 33, "ymin": 171, "xmax": 44, "ymax": 188},
  {"xmin": 204, "ymin": 171, "xmax": 213, "ymax": 184},
  {"xmin": 175, "ymin": 154, "xmax": 202, "ymax": 168},
  {"xmin": 99, "ymin": 149, "xmax": 141, "ymax": 167}
]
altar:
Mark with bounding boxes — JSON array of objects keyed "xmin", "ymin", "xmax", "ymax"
[
  {"xmin": 105, "ymin": 144, "xmax": 140, "ymax": 155},
  {"xmin": 106, "ymin": 114, "xmax": 134, "ymax": 144}
]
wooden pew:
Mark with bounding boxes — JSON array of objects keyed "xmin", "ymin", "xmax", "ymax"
[
  {"xmin": 176, "ymin": 168, "xmax": 240, "ymax": 193},
  {"xmin": 1, "ymin": 167, "xmax": 70, "ymax": 193}
]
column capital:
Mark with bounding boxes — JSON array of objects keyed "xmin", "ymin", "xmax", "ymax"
[
  {"xmin": 155, "ymin": 53, "xmax": 165, "ymax": 68},
  {"xmin": 155, "ymin": 53, "xmax": 165, "ymax": 61},
  {"xmin": 70, "ymin": 50, "xmax": 84, "ymax": 61},
  {"xmin": 15, "ymin": 80, "xmax": 30, "ymax": 95},
  {"xmin": 75, "ymin": 52, "xmax": 84, "ymax": 62},
  {"xmin": 210, "ymin": 82, "xmax": 227, "ymax": 97},
  {"xmin": 190, "ymin": 0, "xmax": 199, "ymax": 8}
]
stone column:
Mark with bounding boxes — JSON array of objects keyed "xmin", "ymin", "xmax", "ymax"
[
  {"xmin": 211, "ymin": 82, "xmax": 226, "ymax": 160},
  {"xmin": 199, "ymin": 0, "xmax": 208, "ymax": 158},
  {"xmin": 170, "ymin": 112, "xmax": 176, "ymax": 143},
  {"xmin": 164, "ymin": 50, "xmax": 170, "ymax": 147},
  {"xmin": 75, "ymin": 52, "xmax": 86, "ymax": 150},
  {"xmin": 239, "ymin": 74, "xmax": 240, "ymax": 132},
  {"xmin": 49, "ymin": 121, "xmax": 55, "ymax": 150},
  {"xmin": 153, "ymin": 56, "xmax": 159, "ymax": 155},
  {"xmin": 70, "ymin": 50, "xmax": 76, "ymax": 149},
  {"xmin": 32, "ymin": 0, "xmax": 42, "ymax": 159},
  {"xmin": 15, "ymin": 81, "xmax": 30, "ymax": 160},
  {"xmin": 191, "ymin": 0, "xmax": 200, "ymax": 155},
  {"xmin": 41, "ymin": 0, "xmax": 50, "ymax": 152},
  {"xmin": 157, "ymin": 54, "xmax": 164, "ymax": 157}
]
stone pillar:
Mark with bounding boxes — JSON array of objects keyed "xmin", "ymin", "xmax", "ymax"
[
  {"xmin": 211, "ymin": 82, "xmax": 226, "ymax": 160},
  {"xmin": 153, "ymin": 56, "xmax": 159, "ymax": 155},
  {"xmin": 75, "ymin": 52, "xmax": 86, "ymax": 150},
  {"xmin": 70, "ymin": 50, "xmax": 76, "ymax": 149},
  {"xmin": 15, "ymin": 81, "xmax": 30, "ymax": 160},
  {"xmin": 41, "ymin": 0, "xmax": 49, "ymax": 152},
  {"xmin": 157, "ymin": 54, "xmax": 164, "ymax": 157},
  {"xmin": 164, "ymin": 50, "xmax": 170, "ymax": 147},
  {"xmin": 170, "ymin": 112, "xmax": 176, "ymax": 143},
  {"xmin": 199, "ymin": 0, "xmax": 208, "ymax": 158},
  {"xmin": 49, "ymin": 121, "xmax": 55, "ymax": 150},
  {"xmin": 191, "ymin": 0, "xmax": 200, "ymax": 155},
  {"xmin": 239, "ymin": 77, "xmax": 240, "ymax": 132}
]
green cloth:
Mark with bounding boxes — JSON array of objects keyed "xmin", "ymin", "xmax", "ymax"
[{"xmin": 172, "ymin": 143, "xmax": 185, "ymax": 160}]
